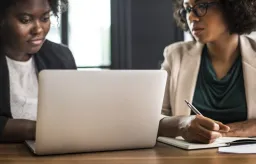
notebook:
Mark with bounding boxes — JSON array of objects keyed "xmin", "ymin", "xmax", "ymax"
[
  {"xmin": 157, "ymin": 136, "xmax": 256, "ymax": 150},
  {"xmin": 218, "ymin": 144, "xmax": 256, "ymax": 154}
]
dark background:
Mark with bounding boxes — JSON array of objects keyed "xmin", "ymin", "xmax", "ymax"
[{"xmin": 61, "ymin": 0, "xmax": 184, "ymax": 69}]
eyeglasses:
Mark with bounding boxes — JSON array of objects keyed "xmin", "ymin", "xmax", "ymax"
[{"xmin": 180, "ymin": 2, "xmax": 219, "ymax": 19}]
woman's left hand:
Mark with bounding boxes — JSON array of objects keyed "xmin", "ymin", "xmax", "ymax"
[{"xmin": 221, "ymin": 119, "xmax": 256, "ymax": 137}]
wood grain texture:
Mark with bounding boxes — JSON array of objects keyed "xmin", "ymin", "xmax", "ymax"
[{"xmin": 1, "ymin": 143, "xmax": 256, "ymax": 164}]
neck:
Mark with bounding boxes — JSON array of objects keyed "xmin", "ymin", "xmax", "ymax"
[
  {"xmin": 207, "ymin": 34, "xmax": 239, "ymax": 62},
  {"xmin": 3, "ymin": 46, "xmax": 31, "ymax": 62}
]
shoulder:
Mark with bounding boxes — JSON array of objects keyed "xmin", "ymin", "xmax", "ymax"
[
  {"xmin": 240, "ymin": 35, "xmax": 256, "ymax": 51},
  {"xmin": 163, "ymin": 41, "xmax": 198, "ymax": 62},
  {"xmin": 40, "ymin": 39, "xmax": 72, "ymax": 56},
  {"xmin": 164, "ymin": 41, "xmax": 197, "ymax": 53},
  {"xmin": 37, "ymin": 39, "xmax": 77, "ymax": 69}
]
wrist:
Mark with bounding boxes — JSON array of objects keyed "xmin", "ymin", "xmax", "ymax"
[
  {"xmin": 24, "ymin": 120, "xmax": 36, "ymax": 140},
  {"xmin": 177, "ymin": 115, "xmax": 195, "ymax": 137}
]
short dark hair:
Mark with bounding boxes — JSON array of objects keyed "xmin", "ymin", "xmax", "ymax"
[
  {"xmin": 173, "ymin": 0, "xmax": 256, "ymax": 35},
  {"xmin": 0, "ymin": 0, "xmax": 68, "ymax": 21}
]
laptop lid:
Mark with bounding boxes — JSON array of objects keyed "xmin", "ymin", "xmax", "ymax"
[{"xmin": 34, "ymin": 70, "xmax": 167, "ymax": 155}]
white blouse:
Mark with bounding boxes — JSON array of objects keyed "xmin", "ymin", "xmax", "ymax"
[{"xmin": 6, "ymin": 56, "xmax": 38, "ymax": 121}]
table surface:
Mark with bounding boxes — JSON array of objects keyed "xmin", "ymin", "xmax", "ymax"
[{"xmin": 1, "ymin": 142, "xmax": 256, "ymax": 164}]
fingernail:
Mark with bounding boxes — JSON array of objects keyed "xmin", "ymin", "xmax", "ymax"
[{"xmin": 214, "ymin": 123, "xmax": 220, "ymax": 130}]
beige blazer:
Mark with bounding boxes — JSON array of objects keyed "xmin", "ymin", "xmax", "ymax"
[{"xmin": 161, "ymin": 35, "xmax": 256, "ymax": 120}]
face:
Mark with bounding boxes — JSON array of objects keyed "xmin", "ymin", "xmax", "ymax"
[
  {"xmin": 1, "ymin": 0, "xmax": 51, "ymax": 55},
  {"xmin": 183, "ymin": 0, "xmax": 228, "ymax": 43}
]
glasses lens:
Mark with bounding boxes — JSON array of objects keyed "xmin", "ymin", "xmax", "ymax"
[{"xmin": 194, "ymin": 4, "xmax": 207, "ymax": 17}]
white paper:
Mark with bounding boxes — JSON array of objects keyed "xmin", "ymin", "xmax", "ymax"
[{"xmin": 218, "ymin": 144, "xmax": 256, "ymax": 154}]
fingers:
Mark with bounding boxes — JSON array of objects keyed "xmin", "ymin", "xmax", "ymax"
[
  {"xmin": 215, "ymin": 121, "xmax": 230, "ymax": 132},
  {"xmin": 197, "ymin": 115, "xmax": 230, "ymax": 132},
  {"xmin": 191, "ymin": 133, "xmax": 217, "ymax": 144},
  {"xmin": 185, "ymin": 125, "xmax": 220, "ymax": 144},
  {"xmin": 194, "ymin": 122, "xmax": 222, "ymax": 139},
  {"xmin": 182, "ymin": 115, "xmax": 223, "ymax": 143},
  {"xmin": 181, "ymin": 115, "xmax": 230, "ymax": 144},
  {"xmin": 221, "ymin": 131, "xmax": 237, "ymax": 137},
  {"xmin": 190, "ymin": 118, "xmax": 222, "ymax": 140},
  {"xmin": 196, "ymin": 115, "xmax": 220, "ymax": 131}
]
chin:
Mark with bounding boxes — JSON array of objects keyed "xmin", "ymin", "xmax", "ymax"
[
  {"xmin": 194, "ymin": 36, "xmax": 210, "ymax": 44},
  {"xmin": 27, "ymin": 45, "xmax": 43, "ymax": 54}
]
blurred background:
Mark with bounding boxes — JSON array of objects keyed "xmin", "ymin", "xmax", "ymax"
[{"xmin": 47, "ymin": 0, "xmax": 256, "ymax": 70}]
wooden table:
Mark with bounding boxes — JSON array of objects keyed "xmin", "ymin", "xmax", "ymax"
[{"xmin": 1, "ymin": 143, "xmax": 256, "ymax": 164}]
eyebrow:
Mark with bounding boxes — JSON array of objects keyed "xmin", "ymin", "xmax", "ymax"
[
  {"xmin": 18, "ymin": 9, "xmax": 51, "ymax": 16},
  {"xmin": 195, "ymin": 0, "xmax": 207, "ymax": 3},
  {"xmin": 184, "ymin": 0, "xmax": 206, "ymax": 5}
]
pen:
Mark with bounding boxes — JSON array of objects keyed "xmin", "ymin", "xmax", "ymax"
[
  {"xmin": 184, "ymin": 100, "xmax": 202, "ymax": 115},
  {"xmin": 227, "ymin": 139, "xmax": 256, "ymax": 146}
]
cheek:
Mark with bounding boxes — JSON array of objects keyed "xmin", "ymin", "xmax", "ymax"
[
  {"xmin": 14, "ymin": 26, "xmax": 31, "ymax": 40},
  {"xmin": 208, "ymin": 19, "xmax": 227, "ymax": 33},
  {"xmin": 5, "ymin": 20, "xmax": 31, "ymax": 42},
  {"xmin": 43, "ymin": 21, "xmax": 51, "ymax": 36},
  {"xmin": 205, "ymin": 13, "xmax": 228, "ymax": 36}
]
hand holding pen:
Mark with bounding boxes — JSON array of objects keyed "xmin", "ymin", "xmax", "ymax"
[{"xmin": 180, "ymin": 100, "xmax": 230, "ymax": 144}]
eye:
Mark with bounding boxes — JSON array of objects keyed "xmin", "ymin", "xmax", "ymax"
[
  {"xmin": 41, "ymin": 16, "xmax": 50, "ymax": 22},
  {"xmin": 41, "ymin": 12, "xmax": 51, "ymax": 22},
  {"xmin": 19, "ymin": 16, "xmax": 32, "ymax": 24},
  {"xmin": 197, "ymin": 3, "xmax": 207, "ymax": 10},
  {"xmin": 184, "ymin": 7, "xmax": 192, "ymax": 13}
]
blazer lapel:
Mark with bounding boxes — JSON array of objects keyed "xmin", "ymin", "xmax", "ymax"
[
  {"xmin": 174, "ymin": 42, "xmax": 204, "ymax": 116},
  {"xmin": 240, "ymin": 36, "xmax": 256, "ymax": 119},
  {"xmin": 0, "ymin": 51, "xmax": 12, "ymax": 118}
]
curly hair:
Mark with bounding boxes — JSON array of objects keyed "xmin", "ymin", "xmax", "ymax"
[
  {"xmin": 173, "ymin": 0, "xmax": 256, "ymax": 35},
  {"xmin": 0, "ymin": 0, "xmax": 68, "ymax": 21}
]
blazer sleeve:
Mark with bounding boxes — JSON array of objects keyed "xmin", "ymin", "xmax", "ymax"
[
  {"xmin": 58, "ymin": 44, "xmax": 77, "ymax": 70},
  {"xmin": 49, "ymin": 41, "xmax": 77, "ymax": 69},
  {"xmin": 160, "ymin": 46, "xmax": 173, "ymax": 119},
  {"xmin": 36, "ymin": 40, "xmax": 78, "ymax": 70},
  {"xmin": 0, "ymin": 116, "xmax": 8, "ymax": 135},
  {"xmin": 0, "ymin": 54, "xmax": 12, "ymax": 136}
]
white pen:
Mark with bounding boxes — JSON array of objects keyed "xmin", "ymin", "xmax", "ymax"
[{"xmin": 184, "ymin": 100, "xmax": 203, "ymax": 115}]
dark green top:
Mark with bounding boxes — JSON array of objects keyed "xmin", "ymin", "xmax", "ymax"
[{"xmin": 192, "ymin": 46, "xmax": 247, "ymax": 124}]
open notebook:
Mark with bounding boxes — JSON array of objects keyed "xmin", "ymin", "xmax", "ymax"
[{"xmin": 157, "ymin": 136, "xmax": 256, "ymax": 150}]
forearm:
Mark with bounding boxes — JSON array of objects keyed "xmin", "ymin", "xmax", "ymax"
[
  {"xmin": 158, "ymin": 115, "xmax": 195, "ymax": 138},
  {"xmin": 224, "ymin": 119, "xmax": 256, "ymax": 137},
  {"xmin": 0, "ymin": 119, "xmax": 36, "ymax": 143}
]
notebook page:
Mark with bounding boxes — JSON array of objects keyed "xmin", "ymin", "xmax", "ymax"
[
  {"xmin": 214, "ymin": 137, "xmax": 253, "ymax": 144},
  {"xmin": 157, "ymin": 137, "xmax": 227, "ymax": 150},
  {"xmin": 219, "ymin": 144, "xmax": 256, "ymax": 154},
  {"xmin": 157, "ymin": 137, "xmax": 255, "ymax": 150}
]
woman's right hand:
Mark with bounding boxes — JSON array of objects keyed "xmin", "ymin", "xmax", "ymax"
[
  {"xmin": 25, "ymin": 120, "xmax": 36, "ymax": 140},
  {"xmin": 180, "ymin": 115, "xmax": 230, "ymax": 144},
  {"xmin": 0, "ymin": 119, "xmax": 36, "ymax": 142}
]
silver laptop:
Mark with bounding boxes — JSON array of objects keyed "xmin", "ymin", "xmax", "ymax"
[{"xmin": 25, "ymin": 70, "xmax": 167, "ymax": 155}]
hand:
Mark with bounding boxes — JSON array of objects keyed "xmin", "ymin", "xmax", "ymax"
[
  {"xmin": 0, "ymin": 119, "xmax": 36, "ymax": 142},
  {"xmin": 180, "ymin": 115, "xmax": 230, "ymax": 144},
  {"xmin": 221, "ymin": 119, "xmax": 256, "ymax": 137},
  {"xmin": 25, "ymin": 120, "xmax": 36, "ymax": 140}
]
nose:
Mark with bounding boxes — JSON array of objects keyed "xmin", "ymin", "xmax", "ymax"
[
  {"xmin": 187, "ymin": 10, "xmax": 200, "ymax": 23},
  {"xmin": 31, "ymin": 20, "xmax": 43, "ymax": 36}
]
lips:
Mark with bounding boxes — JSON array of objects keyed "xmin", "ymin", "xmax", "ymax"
[
  {"xmin": 27, "ymin": 38, "xmax": 45, "ymax": 46},
  {"xmin": 192, "ymin": 27, "xmax": 204, "ymax": 36}
]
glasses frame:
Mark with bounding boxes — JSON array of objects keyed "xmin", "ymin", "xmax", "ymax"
[{"xmin": 180, "ymin": 1, "xmax": 219, "ymax": 19}]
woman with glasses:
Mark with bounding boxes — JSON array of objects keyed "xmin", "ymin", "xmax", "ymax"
[
  {"xmin": 158, "ymin": 0, "xmax": 256, "ymax": 143},
  {"xmin": 0, "ymin": 0, "xmax": 76, "ymax": 143}
]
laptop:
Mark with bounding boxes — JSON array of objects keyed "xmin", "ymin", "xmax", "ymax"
[{"xmin": 25, "ymin": 70, "xmax": 167, "ymax": 155}]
